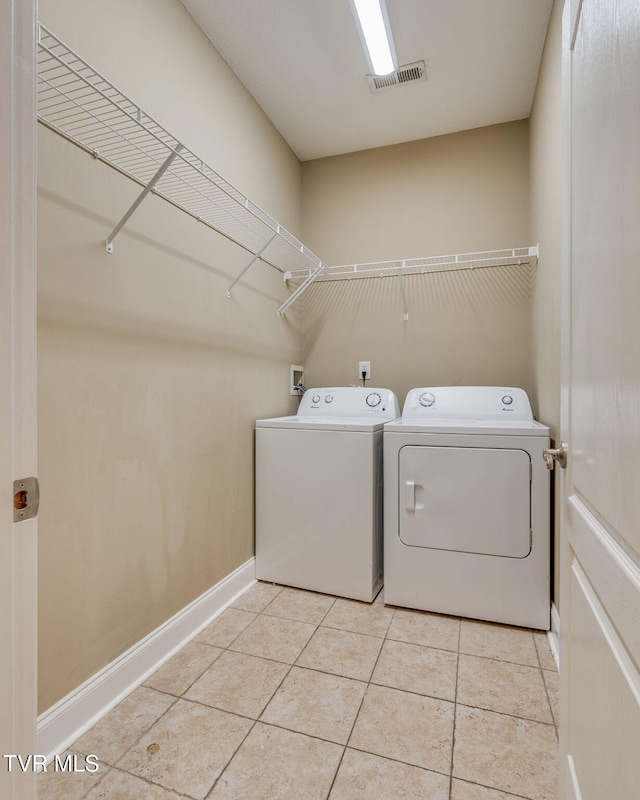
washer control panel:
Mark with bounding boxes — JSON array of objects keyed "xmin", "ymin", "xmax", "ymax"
[
  {"xmin": 299, "ymin": 387, "xmax": 400, "ymax": 418},
  {"xmin": 402, "ymin": 386, "xmax": 534, "ymax": 420}
]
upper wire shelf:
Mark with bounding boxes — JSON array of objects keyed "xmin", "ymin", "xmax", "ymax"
[
  {"xmin": 36, "ymin": 24, "xmax": 325, "ymax": 284},
  {"xmin": 36, "ymin": 25, "xmax": 535, "ymax": 319},
  {"xmin": 284, "ymin": 247, "xmax": 538, "ymax": 283}
]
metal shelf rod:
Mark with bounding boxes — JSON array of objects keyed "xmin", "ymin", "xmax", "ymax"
[
  {"xmin": 277, "ymin": 263, "xmax": 326, "ymax": 317},
  {"xmin": 105, "ymin": 145, "xmax": 182, "ymax": 253},
  {"xmin": 227, "ymin": 229, "xmax": 279, "ymax": 297},
  {"xmin": 397, "ymin": 263, "xmax": 409, "ymax": 320}
]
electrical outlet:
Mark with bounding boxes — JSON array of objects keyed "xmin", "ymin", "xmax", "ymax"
[{"xmin": 359, "ymin": 361, "xmax": 371, "ymax": 380}]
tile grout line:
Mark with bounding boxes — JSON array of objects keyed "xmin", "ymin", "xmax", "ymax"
[
  {"xmin": 345, "ymin": 743, "xmax": 454, "ymax": 781},
  {"xmin": 67, "ymin": 689, "xmax": 183, "ymax": 799},
  {"xmin": 203, "ymin": 598, "xmax": 301, "ymax": 798},
  {"xmin": 112, "ymin": 693, "xmax": 199, "ymax": 791},
  {"xmin": 323, "ymin": 603, "xmax": 398, "ymax": 800},
  {"xmin": 66, "ymin": 693, "xmax": 197, "ymax": 800},
  {"xmin": 76, "ymin": 688, "xmax": 181, "ymax": 770},
  {"xmin": 66, "ymin": 750, "xmax": 111, "ymax": 800},
  {"xmin": 203, "ymin": 717, "xmax": 260, "ymax": 799},
  {"xmin": 454, "ymin": 701, "xmax": 557, "ymax": 729},
  {"xmin": 534, "ymin": 630, "xmax": 560, "ymax": 736},
  {"xmin": 533, "ymin": 636, "xmax": 558, "ymax": 738},
  {"xmin": 89, "ymin": 586, "xmax": 283, "ymax": 799},
  {"xmin": 205, "ymin": 586, "xmax": 337, "ymax": 798},
  {"xmin": 533, "ymin": 629, "xmax": 559, "ymax": 736},
  {"xmin": 451, "ymin": 776, "xmax": 538, "ymax": 800},
  {"xmin": 447, "ymin": 618, "xmax": 462, "ymax": 800},
  {"xmin": 251, "ymin": 718, "xmax": 350, "ymax": 751},
  {"xmin": 451, "ymin": 630, "xmax": 557, "ymax": 799},
  {"xmin": 454, "ymin": 648, "xmax": 545, "ymax": 668},
  {"xmin": 90, "ymin": 760, "xmax": 200, "ymax": 800},
  {"xmin": 144, "ymin": 642, "xmax": 226, "ymax": 701}
]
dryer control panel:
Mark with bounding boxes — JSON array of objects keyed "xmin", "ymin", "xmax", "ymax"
[
  {"xmin": 402, "ymin": 386, "xmax": 534, "ymax": 420},
  {"xmin": 299, "ymin": 387, "xmax": 400, "ymax": 418}
]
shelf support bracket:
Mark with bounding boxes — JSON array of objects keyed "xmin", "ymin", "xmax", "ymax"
[
  {"xmin": 397, "ymin": 263, "xmax": 409, "ymax": 320},
  {"xmin": 227, "ymin": 228, "xmax": 279, "ymax": 297},
  {"xmin": 278, "ymin": 263, "xmax": 326, "ymax": 317},
  {"xmin": 105, "ymin": 144, "xmax": 182, "ymax": 253}
]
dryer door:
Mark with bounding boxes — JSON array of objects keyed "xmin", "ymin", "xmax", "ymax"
[{"xmin": 398, "ymin": 446, "xmax": 531, "ymax": 558}]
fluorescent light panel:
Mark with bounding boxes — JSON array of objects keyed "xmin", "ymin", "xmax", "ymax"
[{"xmin": 350, "ymin": 0, "xmax": 398, "ymax": 76}]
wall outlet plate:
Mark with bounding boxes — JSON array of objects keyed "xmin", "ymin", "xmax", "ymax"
[
  {"xmin": 290, "ymin": 364, "xmax": 304, "ymax": 395},
  {"xmin": 359, "ymin": 361, "xmax": 371, "ymax": 380}
]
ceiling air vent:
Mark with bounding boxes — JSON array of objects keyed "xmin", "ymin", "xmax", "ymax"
[{"xmin": 367, "ymin": 60, "xmax": 426, "ymax": 93}]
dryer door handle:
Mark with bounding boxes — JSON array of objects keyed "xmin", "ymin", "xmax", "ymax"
[{"xmin": 405, "ymin": 480, "xmax": 416, "ymax": 511}]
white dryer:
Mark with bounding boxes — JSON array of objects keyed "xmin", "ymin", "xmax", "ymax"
[
  {"xmin": 256, "ymin": 386, "xmax": 400, "ymax": 602},
  {"xmin": 384, "ymin": 386, "xmax": 550, "ymax": 629}
]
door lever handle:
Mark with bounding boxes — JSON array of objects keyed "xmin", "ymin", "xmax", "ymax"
[{"xmin": 543, "ymin": 441, "xmax": 568, "ymax": 470}]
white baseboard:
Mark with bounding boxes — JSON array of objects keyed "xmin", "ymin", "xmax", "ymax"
[
  {"xmin": 37, "ymin": 557, "xmax": 256, "ymax": 762},
  {"xmin": 548, "ymin": 601, "xmax": 560, "ymax": 670}
]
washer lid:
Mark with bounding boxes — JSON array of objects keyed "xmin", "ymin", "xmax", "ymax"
[{"xmin": 256, "ymin": 415, "xmax": 388, "ymax": 432}]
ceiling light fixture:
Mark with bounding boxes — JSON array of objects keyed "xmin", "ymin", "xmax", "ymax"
[{"xmin": 349, "ymin": 0, "xmax": 398, "ymax": 76}]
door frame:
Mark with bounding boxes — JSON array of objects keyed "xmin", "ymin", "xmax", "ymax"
[{"xmin": 0, "ymin": 0, "xmax": 38, "ymax": 797}]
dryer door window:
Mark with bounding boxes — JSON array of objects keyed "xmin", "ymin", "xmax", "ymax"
[{"xmin": 398, "ymin": 446, "xmax": 531, "ymax": 558}]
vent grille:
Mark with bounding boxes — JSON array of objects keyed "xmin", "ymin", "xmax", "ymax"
[{"xmin": 368, "ymin": 61, "xmax": 426, "ymax": 93}]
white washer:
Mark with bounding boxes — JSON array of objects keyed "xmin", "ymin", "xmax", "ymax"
[
  {"xmin": 384, "ymin": 386, "xmax": 550, "ymax": 629},
  {"xmin": 256, "ymin": 386, "xmax": 400, "ymax": 602}
]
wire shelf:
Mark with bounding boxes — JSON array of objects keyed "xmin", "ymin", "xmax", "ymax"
[
  {"xmin": 284, "ymin": 247, "xmax": 538, "ymax": 282},
  {"xmin": 35, "ymin": 25, "xmax": 535, "ymax": 318},
  {"xmin": 36, "ymin": 24, "xmax": 325, "ymax": 280}
]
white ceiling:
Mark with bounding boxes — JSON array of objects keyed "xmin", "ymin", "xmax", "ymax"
[{"xmin": 180, "ymin": 0, "xmax": 553, "ymax": 162}]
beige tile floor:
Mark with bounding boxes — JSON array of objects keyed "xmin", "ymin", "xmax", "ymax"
[{"xmin": 39, "ymin": 582, "xmax": 559, "ymax": 800}]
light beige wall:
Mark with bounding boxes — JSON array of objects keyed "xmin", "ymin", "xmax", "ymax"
[
  {"xmin": 38, "ymin": 0, "xmax": 303, "ymax": 712},
  {"xmin": 38, "ymin": 0, "xmax": 301, "ymax": 229},
  {"xmin": 300, "ymin": 122, "xmax": 533, "ymax": 402},
  {"xmin": 529, "ymin": 0, "xmax": 563, "ymax": 606}
]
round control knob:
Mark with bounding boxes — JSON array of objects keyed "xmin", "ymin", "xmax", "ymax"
[
  {"xmin": 312, "ymin": 394, "xmax": 320, "ymax": 403},
  {"xmin": 419, "ymin": 392, "xmax": 436, "ymax": 407},
  {"xmin": 502, "ymin": 395, "xmax": 513, "ymax": 405},
  {"xmin": 366, "ymin": 392, "xmax": 382, "ymax": 407},
  {"xmin": 324, "ymin": 395, "xmax": 333, "ymax": 403}
]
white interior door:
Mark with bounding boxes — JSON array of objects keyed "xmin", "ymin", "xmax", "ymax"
[
  {"xmin": 560, "ymin": 0, "xmax": 640, "ymax": 797},
  {"xmin": 0, "ymin": 0, "xmax": 37, "ymax": 797}
]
